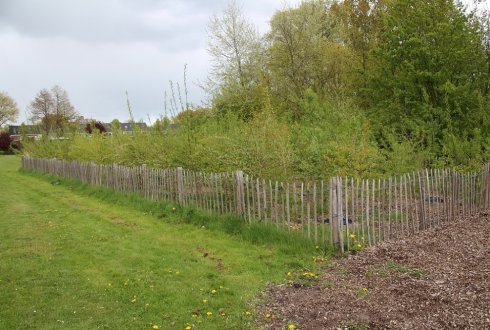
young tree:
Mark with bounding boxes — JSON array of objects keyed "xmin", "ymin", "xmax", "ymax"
[
  {"xmin": 207, "ymin": 0, "xmax": 261, "ymax": 90},
  {"xmin": 267, "ymin": 0, "xmax": 351, "ymax": 120},
  {"xmin": 0, "ymin": 92, "xmax": 19, "ymax": 126},
  {"xmin": 28, "ymin": 86, "xmax": 79, "ymax": 134},
  {"xmin": 206, "ymin": 1, "xmax": 266, "ymax": 120}
]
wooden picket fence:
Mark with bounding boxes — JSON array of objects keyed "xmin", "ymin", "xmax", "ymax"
[{"xmin": 22, "ymin": 157, "xmax": 490, "ymax": 252}]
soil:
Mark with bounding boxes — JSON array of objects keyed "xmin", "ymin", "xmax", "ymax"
[{"xmin": 258, "ymin": 212, "xmax": 490, "ymax": 330}]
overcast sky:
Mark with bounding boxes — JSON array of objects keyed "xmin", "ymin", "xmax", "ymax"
[
  {"xmin": 0, "ymin": 0, "xmax": 485, "ymax": 125},
  {"xmin": 0, "ymin": 0, "xmax": 304, "ymax": 125}
]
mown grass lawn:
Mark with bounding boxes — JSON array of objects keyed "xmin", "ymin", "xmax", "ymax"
[{"xmin": 0, "ymin": 155, "xmax": 319, "ymax": 330}]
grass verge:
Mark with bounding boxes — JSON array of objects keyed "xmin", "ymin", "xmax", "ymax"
[{"xmin": 1, "ymin": 155, "xmax": 325, "ymax": 329}]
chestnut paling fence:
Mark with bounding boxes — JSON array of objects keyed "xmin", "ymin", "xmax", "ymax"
[{"xmin": 22, "ymin": 157, "xmax": 490, "ymax": 252}]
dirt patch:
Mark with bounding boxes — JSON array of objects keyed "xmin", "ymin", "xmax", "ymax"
[
  {"xmin": 197, "ymin": 246, "xmax": 225, "ymax": 271},
  {"xmin": 109, "ymin": 216, "xmax": 139, "ymax": 228},
  {"xmin": 258, "ymin": 212, "xmax": 490, "ymax": 329}
]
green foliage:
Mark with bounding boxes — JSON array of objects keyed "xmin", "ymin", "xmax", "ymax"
[
  {"xmin": 365, "ymin": 0, "xmax": 489, "ymax": 159},
  {"xmin": 22, "ymin": 0, "xmax": 490, "ymax": 178},
  {"xmin": 0, "ymin": 92, "xmax": 19, "ymax": 126}
]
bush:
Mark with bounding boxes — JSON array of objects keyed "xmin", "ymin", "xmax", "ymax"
[{"xmin": 0, "ymin": 132, "xmax": 12, "ymax": 152}]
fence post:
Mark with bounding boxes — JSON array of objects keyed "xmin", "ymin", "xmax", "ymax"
[
  {"xmin": 235, "ymin": 170, "xmax": 245, "ymax": 216},
  {"xmin": 481, "ymin": 164, "xmax": 489, "ymax": 210},
  {"xmin": 177, "ymin": 167, "xmax": 184, "ymax": 205},
  {"xmin": 418, "ymin": 171, "xmax": 426, "ymax": 230},
  {"xmin": 330, "ymin": 177, "xmax": 343, "ymax": 249}
]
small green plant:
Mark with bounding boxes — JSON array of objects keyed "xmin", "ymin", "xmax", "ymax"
[
  {"xmin": 285, "ymin": 321, "xmax": 299, "ymax": 329},
  {"xmin": 340, "ymin": 320, "xmax": 370, "ymax": 330},
  {"xmin": 366, "ymin": 261, "xmax": 428, "ymax": 279},
  {"xmin": 286, "ymin": 269, "xmax": 320, "ymax": 287},
  {"xmin": 354, "ymin": 287, "xmax": 369, "ymax": 298},
  {"xmin": 348, "ymin": 233, "xmax": 364, "ymax": 252}
]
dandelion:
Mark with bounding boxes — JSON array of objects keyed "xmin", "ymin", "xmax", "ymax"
[
  {"xmin": 211, "ymin": 289, "xmax": 217, "ymax": 294},
  {"xmin": 172, "ymin": 207, "xmax": 176, "ymax": 211},
  {"xmin": 175, "ymin": 271, "xmax": 180, "ymax": 275},
  {"xmin": 349, "ymin": 233, "xmax": 355, "ymax": 239},
  {"xmin": 287, "ymin": 272, "xmax": 292, "ymax": 276},
  {"xmin": 185, "ymin": 326, "xmax": 192, "ymax": 330},
  {"xmin": 361, "ymin": 236, "xmax": 365, "ymax": 241},
  {"xmin": 131, "ymin": 297, "xmax": 136, "ymax": 304},
  {"xmin": 356, "ymin": 243, "xmax": 362, "ymax": 249},
  {"xmin": 152, "ymin": 325, "xmax": 159, "ymax": 329},
  {"xmin": 203, "ymin": 299, "xmax": 208, "ymax": 304},
  {"xmin": 244, "ymin": 311, "xmax": 252, "ymax": 316},
  {"xmin": 265, "ymin": 313, "xmax": 271, "ymax": 318},
  {"xmin": 288, "ymin": 324, "xmax": 297, "ymax": 329},
  {"xmin": 206, "ymin": 311, "xmax": 213, "ymax": 316}
]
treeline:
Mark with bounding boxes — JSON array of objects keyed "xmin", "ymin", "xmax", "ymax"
[{"xmin": 25, "ymin": 0, "xmax": 490, "ymax": 181}]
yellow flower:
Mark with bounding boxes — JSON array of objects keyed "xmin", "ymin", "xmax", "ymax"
[
  {"xmin": 152, "ymin": 325, "xmax": 159, "ymax": 329},
  {"xmin": 211, "ymin": 289, "xmax": 217, "ymax": 294},
  {"xmin": 185, "ymin": 326, "xmax": 192, "ymax": 330},
  {"xmin": 287, "ymin": 272, "xmax": 292, "ymax": 276},
  {"xmin": 361, "ymin": 236, "xmax": 365, "ymax": 241},
  {"xmin": 244, "ymin": 311, "xmax": 252, "ymax": 316},
  {"xmin": 266, "ymin": 313, "xmax": 271, "ymax": 318},
  {"xmin": 203, "ymin": 299, "xmax": 208, "ymax": 304},
  {"xmin": 349, "ymin": 233, "xmax": 355, "ymax": 239},
  {"xmin": 356, "ymin": 243, "xmax": 362, "ymax": 249},
  {"xmin": 172, "ymin": 207, "xmax": 176, "ymax": 211},
  {"xmin": 175, "ymin": 271, "xmax": 180, "ymax": 275},
  {"xmin": 288, "ymin": 324, "xmax": 296, "ymax": 330},
  {"xmin": 206, "ymin": 311, "xmax": 213, "ymax": 316}
]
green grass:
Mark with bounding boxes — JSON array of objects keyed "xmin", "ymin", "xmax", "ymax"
[{"xmin": 0, "ymin": 155, "xmax": 321, "ymax": 329}]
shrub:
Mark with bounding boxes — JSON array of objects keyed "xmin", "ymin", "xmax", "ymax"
[{"xmin": 0, "ymin": 131, "xmax": 12, "ymax": 152}]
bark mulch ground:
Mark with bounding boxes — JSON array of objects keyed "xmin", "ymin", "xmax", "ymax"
[{"xmin": 258, "ymin": 212, "xmax": 490, "ymax": 329}]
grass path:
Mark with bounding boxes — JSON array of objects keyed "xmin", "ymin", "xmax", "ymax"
[{"xmin": 0, "ymin": 156, "xmax": 314, "ymax": 329}]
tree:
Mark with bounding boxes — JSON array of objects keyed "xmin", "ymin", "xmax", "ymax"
[
  {"xmin": 206, "ymin": 0, "xmax": 266, "ymax": 120},
  {"xmin": 330, "ymin": 0, "xmax": 387, "ymax": 107},
  {"xmin": 267, "ymin": 0, "xmax": 352, "ymax": 120},
  {"xmin": 111, "ymin": 118, "xmax": 121, "ymax": 131},
  {"xmin": 0, "ymin": 92, "xmax": 19, "ymax": 126},
  {"xmin": 364, "ymin": 0, "xmax": 489, "ymax": 158},
  {"xmin": 28, "ymin": 85, "xmax": 79, "ymax": 134}
]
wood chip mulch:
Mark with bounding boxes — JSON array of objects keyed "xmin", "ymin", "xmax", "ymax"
[{"xmin": 258, "ymin": 212, "xmax": 490, "ymax": 329}]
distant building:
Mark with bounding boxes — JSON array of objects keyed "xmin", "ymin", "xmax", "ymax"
[
  {"xmin": 8, "ymin": 125, "xmax": 42, "ymax": 141},
  {"xmin": 9, "ymin": 122, "xmax": 148, "ymax": 140},
  {"xmin": 84, "ymin": 122, "xmax": 148, "ymax": 134}
]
